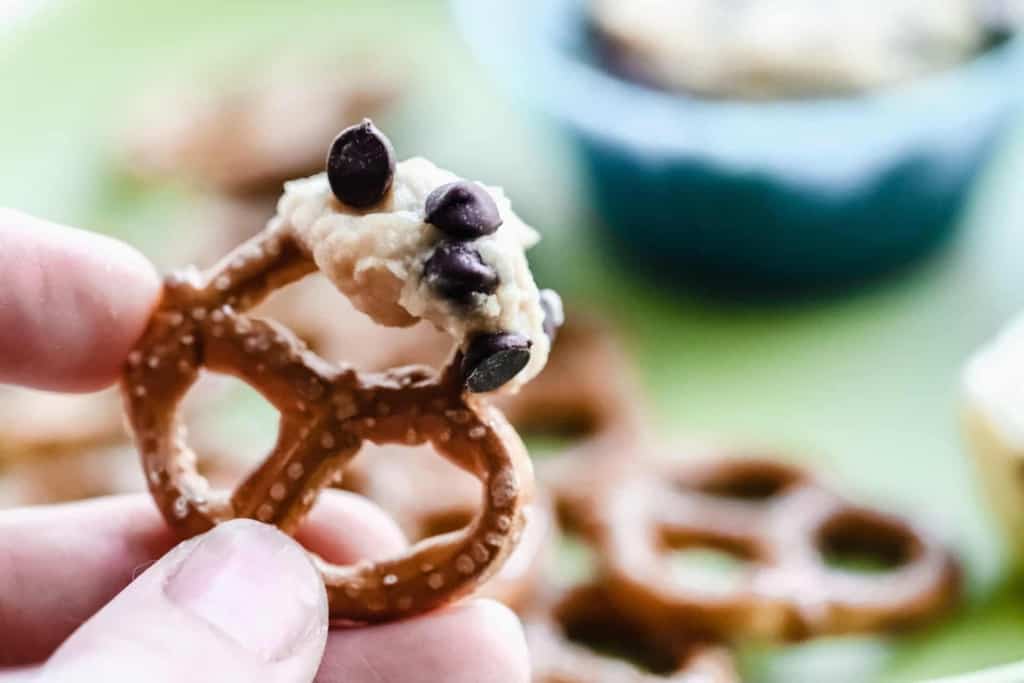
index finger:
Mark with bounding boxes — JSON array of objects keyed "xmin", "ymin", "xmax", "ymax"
[{"xmin": 0, "ymin": 208, "xmax": 161, "ymax": 392}]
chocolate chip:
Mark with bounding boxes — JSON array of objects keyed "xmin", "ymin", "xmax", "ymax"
[
  {"xmin": 424, "ymin": 242, "xmax": 499, "ymax": 302},
  {"xmin": 425, "ymin": 181, "xmax": 502, "ymax": 239},
  {"xmin": 539, "ymin": 289, "xmax": 564, "ymax": 342},
  {"xmin": 326, "ymin": 119, "xmax": 396, "ymax": 208},
  {"xmin": 462, "ymin": 332, "xmax": 532, "ymax": 393}
]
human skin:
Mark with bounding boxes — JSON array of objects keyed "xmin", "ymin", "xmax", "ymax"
[{"xmin": 0, "ymin": 208, "xmax": 530, "ymax": 683}]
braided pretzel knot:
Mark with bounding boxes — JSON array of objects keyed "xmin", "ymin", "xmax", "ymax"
[
  {"xmin": 587, "ymin": 457, "xmax": 960, "ymax": 641},
  {"xmin": 121, "ymin": 226, "xmax": 534, "ymax": 623},
  {"xmin": 526, "ymin": 583, "xmax": 738, "ymax": 682}
]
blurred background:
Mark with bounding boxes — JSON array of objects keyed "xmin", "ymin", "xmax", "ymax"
[{"xmin": 3, "ymin": 1, "xmax": 1024, "ymax": 681}]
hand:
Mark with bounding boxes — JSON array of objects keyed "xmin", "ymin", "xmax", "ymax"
[{"xmin": 0, "ymin": 209, "xmax": 530, "ymax": 683}]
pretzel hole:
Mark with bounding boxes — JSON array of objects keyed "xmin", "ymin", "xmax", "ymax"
[
  {"xmin": 817, "ymin": 511, "xmax": 919, "ymax": 574},
  {"xmin": 522, "ymin": 428, "xmax": 599, "ymax": 461},
  {"xmin": 667, "ymin": 547, "xmax": 753, "ymax": 596},
  {"xmin": 254, "ymin": 276, "xmax": 450, "ymax": 370},
  {"xmin": 419, "ymin": 508, "xmax": 476, "ymax": 538},
  {"xmin": 658, "ymin": 529, "xmax": 756, "ymax": 595},
  {"xmin": 551, "ymin": 528, "xmax": 598, "ymax": 585},
  {"xmin": 340, "ymin": 443, "xmax": 482, "ymax": 542},
  {"xmin": 518, "ymin": 411, "xmax": 601, "ymax": 440},
  {"xmin": 555, "ymin": 593, "xmax": 678, "ymax": 675},
  {"xmin": 184, "ymin": 374, "xmax": 281, "ymax": 488},
  {"xmin": 685, "ymin": 461, "xmax": 801, "ymax": 502}
]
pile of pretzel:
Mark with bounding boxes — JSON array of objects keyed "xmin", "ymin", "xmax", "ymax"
[
  {"xmin": 0, "ymin": 94, "xmax": 964, "ymax": 680},
  {"xmin": 355, "ymin": 314, "xmax": 962, "ymax": 681},
  {"xmin": 117, "ymin": 249, "xmax": 958, "ymax": 679},
  {"xmin": 117, "ymin": 217, "xmax": 961, "ymax": 677}
]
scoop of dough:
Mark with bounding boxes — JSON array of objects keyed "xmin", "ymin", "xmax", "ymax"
[
  {"xmin": 274, "ymin": 158, "xmax": 550, "ymax": 391},
  {"xmin": 592, "ymin": 0, "xmax": 1015, "ymax": 97}
]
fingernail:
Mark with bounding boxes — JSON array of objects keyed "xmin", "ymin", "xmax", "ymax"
[{"xmin": 164, "ymin": 519, "xmax": 326, "ymax": 662}]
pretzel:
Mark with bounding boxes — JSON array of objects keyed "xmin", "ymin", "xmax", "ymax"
[
  {"xmin": 581, "ymin": 455, "xmax": 960, "ymax": 641},
  {"xmin": 341, "ymin": 443, "xmax": 553, "ymax": 610},
  {"xmin": 125, "ymin": 57, "xmax": 398, "ymax": 196},
  {"xmin": 0, "ymin": 387, "xmax": 124, "ymax": 462},
  {"xmin": 526, "ymin": 582, "xmax": 738, "ymax": 682},
  {"xmin": 492, "ymin": 312, "xmax": 652, "ymax": 536},
  {"xmin": 121, "ymin": 121, "xmax": 559, "ymax": 622},
  {"xmin": 0, "ymin": 445, "xmax": 138, "ymax": 508}
]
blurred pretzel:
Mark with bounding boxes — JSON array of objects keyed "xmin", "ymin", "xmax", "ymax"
[
  {"xmin": 526, "ymin": 582, "xmax": 738, "ymax": 682},
  {"xmin": 502, "ymin": 313, "xmax": 648, "ymax": 534},
  {"xmin": 126, "ymin": 57, "xmax": 399, "ymax": 197},
  {"xmin": 121, "ymin": 226, "xmax": 534, "ymax": 623},
  {"xmin": 0, "ymin": 446, "xmax": 139, "ymax": 508},
  {"xmin": 0, "ymin": 387, "xmax": 124, "ymax": 462},
  {"xmin": 581, "ymin": 455, "xmax": 960, "ymax": 641},
  {"xmin": 495, "ymin": 312, "xmax": 641, "ymax": 446}
]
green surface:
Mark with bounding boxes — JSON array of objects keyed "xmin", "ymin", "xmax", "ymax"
[{"xmin": 4, "ymin": 1, "xmax": 1024, "ymax": 680}]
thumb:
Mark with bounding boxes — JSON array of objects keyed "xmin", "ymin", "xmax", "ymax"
[{"xmin": 41, "ymin": 520, "xmax": 328, "ymax": 683}]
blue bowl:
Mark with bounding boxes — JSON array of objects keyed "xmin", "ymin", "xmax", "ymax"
[{"xmin": 455, "ymin": 0, "xmax": 1024, "ymax": 293}]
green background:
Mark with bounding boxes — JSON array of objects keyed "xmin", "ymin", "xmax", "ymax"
[{"xmin": 4, "ymin": 1, "xmax": 1024, "ymax": 680}]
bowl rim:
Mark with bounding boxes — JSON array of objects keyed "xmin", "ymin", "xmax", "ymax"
[{"xmin": 454, "ymin": 0, "xmax": 1024, "ymax": 153}]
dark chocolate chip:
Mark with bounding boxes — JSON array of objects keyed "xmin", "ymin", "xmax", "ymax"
[
  {"xmin": 425, "ymin": 181, "xmax": 503, "ymax": 239},
  {"xmin": 326, "ymin": 119, "xmax": 396, "ymax": 208},
  {"xmin": 424, "ymin": 242, "xmax": 499, "ymax": 302},
  {"xmin": 539, "ymin": 289, "xmax": 564, "ymax": 342},
  {"xmin": 462, "ymin": 332, "xmax": 532, "ymax": 393}
]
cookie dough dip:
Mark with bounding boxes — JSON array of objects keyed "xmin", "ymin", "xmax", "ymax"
[
  {"xmin": 271, "ymin": 120, "xmax": 559, "ymax": 393},
  {"xmin": 590, "ymin": 0, "xmax": 1024, "ymax": 98},
  {"xmin": 963, "ymin": 313, "xmax": 1024, "ymax": 562}
]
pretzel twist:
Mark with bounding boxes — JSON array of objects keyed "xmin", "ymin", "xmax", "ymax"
[
  {"xmin": 122, "ymin": 227, "xmax": 533, "ymax": 622},
  {"xmin": 526, "ymin": 583, "xmax": 738, "ymax": 682},
  {"xmin": 583, "ymin": 457, "xmax": 960, "ymax": 641}
]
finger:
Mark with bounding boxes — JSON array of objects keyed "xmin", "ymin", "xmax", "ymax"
[
  {"xmin": 0, "ymin": 490, "xmax": 405, "ymax": 666},
  {"xmin": 41, "ymin": 520, "xmax": 328, "ymax": 683},
  {"xmin": 0, "ymin": 208, "xmax": 161, "ymax": 391},
  {"xmin": 316, "ymin": 599, "xmax": 530, "ymax": 683},
  {"xmin": 0, "ymin": 667, "xmax": 39, "ymax": 682}
]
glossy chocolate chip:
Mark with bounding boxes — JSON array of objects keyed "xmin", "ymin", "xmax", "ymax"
[
  {"xmin": 425, "ymin": 181, "xmax": 503, "ymax": 239},
  {"xmin": 539, "ymin": 289, "xmax": 564, "ymax": 342},
  {"xmin": 326, "ymin": 119, "xmax": 396, "ymax": 208},
  {"xmin": 424, "ymin": 242, "xmax": 499, "ymax": 302},
  {"xmin": 462, "ymin": 332, "xmax": 532, "ymax": 393}
]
